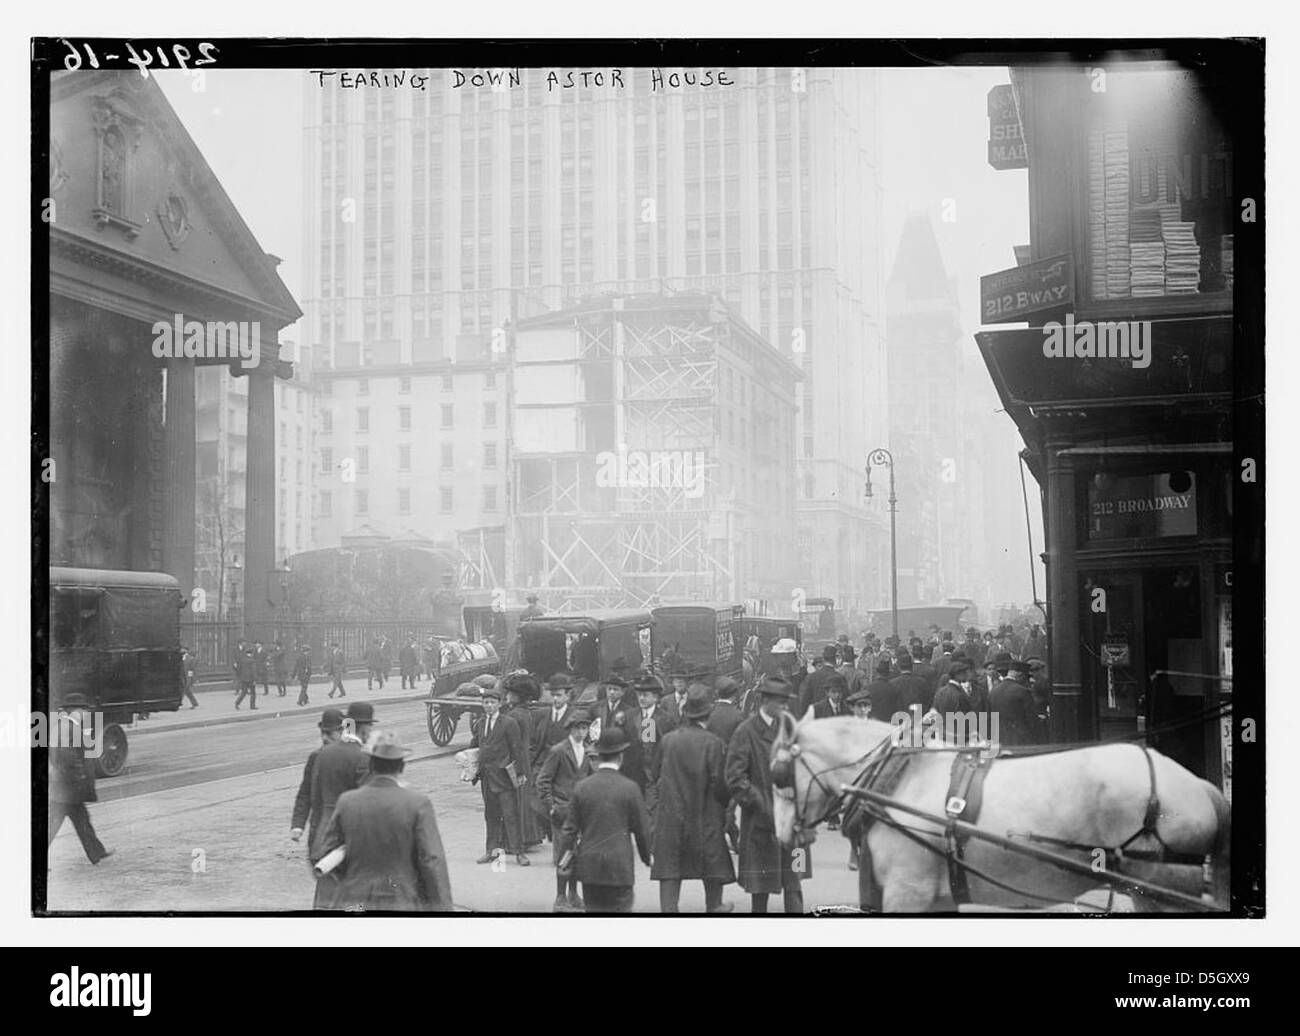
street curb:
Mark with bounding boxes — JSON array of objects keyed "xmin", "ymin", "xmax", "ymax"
[{"xmin": 130, "ymin": 689, "xmax": 436, "ymax": 736}]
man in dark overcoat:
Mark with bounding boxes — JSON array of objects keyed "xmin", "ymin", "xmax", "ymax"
[
  {"xmin": 651, "ymin": 687, "xmax": 735, "ymax": 913},
  {"xmin": 293, "ymin": 642, "xmax": 313, "ymax": 706},
  {"xmin": 989, "ymin": 658, "xmax": 1040, "ymax": 747},
  {"xmin": 558, "ymin": 728, "xmax": 652, "ymax": 914},
  {"xmin": 290, "ymin": 707, "xmax": 342, "ymax": 848},
  {"xmin": 327, "ymin": 643, "xmax": 347, "ymax": 698},
  {"xmin": 318, "ymin": 731, "xmax": 453, "ymax": 912},
  {"xmin": 233, "ymin": 641, "xmax": 258, "ymax": 710},
  {"xmin": 725, "ymin": 674, "xmax": 809, "ymax": 914},
  {"xmin": 594, "ymin": 674, "xmax": 643, "ymax": 789},
  {"xmin": 47, "ymin": 694, "xmax": 111, "ymax": 864},
  {"xmin": 705, "ymin": 677, "xmax": 745, "ymax": 745},
  {"xmin": 531, "ymin": 672, "xmax": 576, "ymax": 768},
  {"xmin": 308, "ymin": 701, "xmax": 375, "ymax": 907},
  {"xmin": 536, "ymin": 710, "xmax": 595, "ymax": 911}
]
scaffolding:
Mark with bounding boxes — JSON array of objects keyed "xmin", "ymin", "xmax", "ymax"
[{"xmin": 508, "ymin": 295, "xmax": 750, "ymax": 613}]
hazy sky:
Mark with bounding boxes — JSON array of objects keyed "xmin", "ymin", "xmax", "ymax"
[{"xmin": 157, "ymin": 64, "xmax": 1044, "ymax": 605}]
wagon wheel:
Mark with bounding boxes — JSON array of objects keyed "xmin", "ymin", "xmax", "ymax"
[
  {"xmin": 92, "ymin": 723, "xmax": 129, "ymax": 778},
  {"xmin": 427, "ymin": 705, "xmax": 460, "ymax": 746}
]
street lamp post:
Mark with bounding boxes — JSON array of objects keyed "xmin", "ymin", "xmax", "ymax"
[{"xmin": 865, "ymin": 448, "xmax": 898, "ymax": 640}]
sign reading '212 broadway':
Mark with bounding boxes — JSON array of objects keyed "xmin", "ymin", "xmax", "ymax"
[{"xmin": 981, "ymin": 253, "xmax": 1074, "ymax": 324}]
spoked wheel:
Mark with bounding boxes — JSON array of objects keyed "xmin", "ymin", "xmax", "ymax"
[
  {"xmin": 428, "ymin": 706, "xmax": 460, "ymax": 746},
  {"xmin": 92, "ymin": 723, "xmax": 129, "ymax": 778}
]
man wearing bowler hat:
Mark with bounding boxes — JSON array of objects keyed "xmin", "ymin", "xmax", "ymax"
[
  {"xmin": 470, "ymin": 683, "xmax": 529, "ymax": 866},
  {"xmin": 537, "ymin": 709, "xmax": 595, "ymax": 911},
  {"xmin": 990, "ymin": 657, "xmax": 1040, "ymax": 747},
  {"xmin": 290, "ymin": 708, "xmax": 343, "ymax": 848},
  {"xmin": 725, "ymin": 674, "xmax": 810, "ymax": 914},
  {"xmin": 659, "ymin": 664, "xmax": 689, "ymax": 733},
  {"xmin": 558, "ymin": 727, "xmax": 652, "ymax": 914},
  {"xmin": 318, "ymin": 730, "xmax": 453, "ymax": 912},
  {"xmin": 532, "ymin": 672, "xmax": 577, "ymax": 769},
  {"xmin": 307, "ymin": 701, "xmax": 376, "ymax": 907},
  {"xmin": 593, "ymin": 672, "xmax": 641, "ymax": 781},
  {"xmin": 652, "ymin": 686, "xmax": 736, "ymax": 913}
]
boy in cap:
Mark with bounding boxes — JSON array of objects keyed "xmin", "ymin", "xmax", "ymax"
[
  {"xmin": 537, "ymin": 710, "xmax": 595, "ymax": 911},
  {"xmin": 470, "ymin": 684, "xmax": 529, "ymax": 866},
  {"xmin": 319, "ymin": 731, "xmax": 453, "ymax": 911},
  {"xmin": 558, "ymin": 727, "xmax": 652, "ymax": 913}
]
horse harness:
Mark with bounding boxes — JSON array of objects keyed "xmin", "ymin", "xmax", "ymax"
[{"xmin": 827, "ymin": 741, "xmax": 1203, "ymax": 908}]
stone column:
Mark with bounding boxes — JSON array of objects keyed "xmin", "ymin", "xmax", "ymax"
[
  {"xmin": 243, "ymin": 349, "xmax": 277, "ymax": 641},
  {"xmin": 161, "ymin": 358, "xmax": 196, "ymax": 596},
  {"xmin": 1044, "ymin": 438, "xmax": 1084, "ymax": 742}
]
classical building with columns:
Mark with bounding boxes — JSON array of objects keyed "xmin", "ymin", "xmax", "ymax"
[{"xmin": 48, "ymin": 70, "xmax": 301, "ymax": 638}]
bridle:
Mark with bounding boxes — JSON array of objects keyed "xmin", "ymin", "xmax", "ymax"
[{"xmin": 772, "ymin": 720, "xmax": 897, "ymax": 843}]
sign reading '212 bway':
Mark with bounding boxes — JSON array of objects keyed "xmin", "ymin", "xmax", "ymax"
[{"xmin": 981, "ymin": 253, "xmax": 1074, "ymax": 323}]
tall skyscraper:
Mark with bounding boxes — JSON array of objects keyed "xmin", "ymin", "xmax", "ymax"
[{"xmin": 303, "ymin": 67, "xmax": 887, "ymax": 613}]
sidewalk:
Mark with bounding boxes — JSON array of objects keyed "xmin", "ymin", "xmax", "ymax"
[{"xmin": 132, "ymin": 672, "xmax": 438, "ymax": 736}]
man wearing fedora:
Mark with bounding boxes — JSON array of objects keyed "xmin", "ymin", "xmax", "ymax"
[
  {"xmin": 630, "ymin": 672, "xmax": 669, "ymax": 798},
  {"xmin": 290, "ymin": 708, "xmax": 343, "ymax": 848},
  {"xmin": 726, "ymin": 674, "xmax": 809, "ymax": 914},
  {"xmin": 520, "ymin": 593, "xmax": 545, "ymax": 622},
  {"xmin": 557, "ymin": 727, "xmax": 652, "ymax": 914},
  {"xmin": 470, "ymin": 684, "xmax": 529, "ymax": 866},
  {"xmin": 46, "ymin": 693, "xmax": 111, "ymax": 865},
  {"xmin": 990, "ymin": 657, "xmax": 1040, "ymax": 746},
  {"xmin": 705, "ymin": 677, "xmax": 745, "ymax": 745},
  {"xmin": 537, "ymin": 710, "xmax": 595, "ymax": 911},
  {"xmin": 652, "ymin": 687, "xmax": 735, "ymax": 913},
  {"xmin": 319, "ymin": 731, "xmax": 453, "ymax": 912},
  {"xmin": 308, "ymin": 701, "xmax": 376, "ymax": 907}
]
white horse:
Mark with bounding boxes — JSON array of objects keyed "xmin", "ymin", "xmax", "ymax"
[{"xmin": 770, "ymin": 711, "xmax": 1230, "ymax": 913}]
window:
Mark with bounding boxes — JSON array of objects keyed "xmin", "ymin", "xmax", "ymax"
[
  {"xmin": 441, "ymin": 404, "xmax": 453, "ymax": 429},
  {"xmin": 356, "ymin": 408, "xmax": 370, "ymax": 432},
  {"xmin": 484, "ymin": 370, "xmax": 496, "ymax": 389},
  {"xmin": 399, "ymin": 376, "xmax": 411, "ymax": 394},
  {"xmin": 399, "ymin": 443, "xmax": 411, "ymax": 471},
  {"xmin": 483, "ymin": 486, "xmax": 498, "ymax": 512},
  {"xmin": 355, "ymin": 489, "xmax": 369, "ymax": 516},
  {"xmin": 399, "ymin": 406, "xmax": 411, "ymax": 431},
  {"xmin": 319, "ymin": 489, "xmax": 332, "ymax": 517},
  {"xmin": 440, "ymin": 487, "xmax": 453, "ymax": 513},
  {"xmin": 484, "ymin": 442, "xmax": 497, "ymax": 469},
  {"xmin": 484, "ymin": 402, "xmax": 497, "ymax": 428},
  {"xmin": 441, "ymin": 443, "xmax": 454, "ymax": 470},
  {"xmin": 357, "ymin": 378, "xmax": 369, "ymax": 396},
  {"xmin": 320, "ymin": 447, "xmax": 333, "ymax": 473},
  {"xmin": 321, "ymin": 410, "xmax": 333, "ymax": 433},
  {"xmin": 398, "ymin": 488, "xmax": 411, "ymax": 514},
  {"xmin": 442, "ymin": 373, "xmax": 454, "ymax": 392},
  {"xmin": 356, "ymin": 446, "xmax": 369, "ymax": 474}
]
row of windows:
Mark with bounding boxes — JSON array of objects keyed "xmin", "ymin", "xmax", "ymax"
[
  {"xmin": 319, "ymin": 485, "xmax": 496, "ymax": 517},
  {"xmin": 320, "ymin": 401, "xmax": 498, "ymax": 435},
  {"xmin": 319, "ymin": 441, "xmax": 500, "ymax": 474}
]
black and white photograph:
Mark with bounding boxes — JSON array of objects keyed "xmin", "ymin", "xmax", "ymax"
[{"xmin": 27, "ymin": 32, "xmax": 1264, "ymax": 926}]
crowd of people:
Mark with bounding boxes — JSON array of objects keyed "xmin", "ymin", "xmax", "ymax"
[{"xmin": 280, "ymin": 621, "xmax": 1052, "ymax": 915}]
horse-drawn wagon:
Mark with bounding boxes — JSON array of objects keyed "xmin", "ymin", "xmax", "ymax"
[
  {"xmin": 516, "ymin": 610, "xmax": 653, "ymax": 706},
  {"xmin": 651, "ymin": 603, "xmax": 745, "ymax": 683},
  {"xmin": 738, "ymin": 614, "xmax": 803, "ymax": 679},
  {"xmin": 423, "ymin": 641, "xmax": 499, "ymax": 746}
]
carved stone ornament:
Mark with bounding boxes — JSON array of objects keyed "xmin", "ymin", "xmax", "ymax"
[
  {"xmin": 90, "ymin": 93, "xmax": 145, "ymax": 239},
  {"xmin": 49, "ymin": 136, "xmax": 68, "ymax": 194},
  {"xmin": 157, "ymin": 191, "xmax": 191, "ymax": 249}
]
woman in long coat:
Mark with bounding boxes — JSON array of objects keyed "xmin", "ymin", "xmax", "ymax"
[
  {"xmin": 502, "ymin": 674, "xmax": 543, "ymax": 849},
  {"xmin": 650, "ymin": 690, "xmax": 736, "ymax": 912},
  {"xmin": 724, "ymin": 677, "xmax": 810, "ymax": 914}
]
